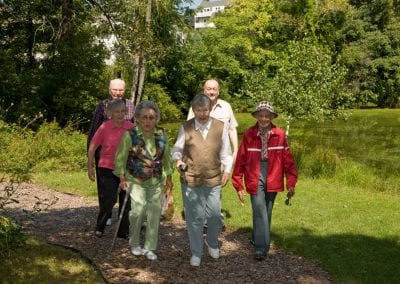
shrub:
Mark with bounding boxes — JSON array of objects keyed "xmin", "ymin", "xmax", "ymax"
[
  {"xmin": 30, "ymin": 122, "xmax": 86, "ymax": 171},
  {"xmin": 302, "ymin": 147, "xmax": 342, "ymax": 178},
  {"xmin": 288, "ymin": 140, "xmax": 306, "ymax": 174},
  {"xmin": 0, "ymin": 119, "xmax": 86, "ymax": 175},
  {"xmin": 143, "ymin": 83, "xmax": 183, "ymax": 121},
  {"xmin": 335, "ymin": 161, "xmax": 375, "ymax": 187},
  {"xmin": 0, "ymin": 216, "xmax": 25, "ymax": 258}
]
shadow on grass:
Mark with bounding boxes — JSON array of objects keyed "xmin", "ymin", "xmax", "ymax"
[{"xmin": 273, "ymin": 227, "xmax": 400, "ymax": 283}]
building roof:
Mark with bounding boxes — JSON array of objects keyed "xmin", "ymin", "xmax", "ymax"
[{"xmin": 198, "ymin": 0, "xmax": 229, "ymax": 9}]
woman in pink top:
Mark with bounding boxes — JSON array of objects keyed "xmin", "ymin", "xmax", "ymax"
[{"xmin": 87, "ymin": 99, "xmax": 134, "ymax": 238}]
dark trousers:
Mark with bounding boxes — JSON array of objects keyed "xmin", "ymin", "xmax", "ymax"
[
  {"xmin": 96, "ymin": 167, "xmax": 130, "ymax": 236},
  {"xmin": 94, "ymin": 148, "xmax": 112, "ymax": 220}
]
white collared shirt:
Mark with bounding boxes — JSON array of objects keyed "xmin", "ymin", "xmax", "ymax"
[{"xmin": 172, "ymin": 117, "xmax": 233, "ymax": 173}]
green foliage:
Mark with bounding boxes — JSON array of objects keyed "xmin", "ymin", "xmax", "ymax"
[
  {"xmin": 0, "ymin": 216, "xmax": 25, "ymax": 258},
  {"xmin": 0, "ymin": 0, "xmax": 109, "ymax": 130},
  {"xmin": 30, "ymin": 122, "xmax": 86, "ymax": 172},
  {"xmin": 142, "ymin": 83, "xmax": 183, "ymax": 121},
  {"xmin": 0, "ymin": 120, "xmax": 86, "ymax": 176},
  {"xmin": 265, "ymin": 41, "xmax": 352, "ymax": 121}
]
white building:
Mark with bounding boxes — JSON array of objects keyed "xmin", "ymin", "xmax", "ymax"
[{"xmin": 194, "ymin": 0, "xmax": 229, "ymax": 29}]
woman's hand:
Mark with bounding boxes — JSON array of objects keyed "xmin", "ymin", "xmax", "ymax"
[
  {"xmin": 237, "ymin": 190, "xmax": 245, "ymax": 204},
  {"xmin": 287, "ymin": 187, "xmax": 295, "ymax": 198},
  {"xmin": 119, "ymin": 176, "xmax": 128, "ymax": 190},
  {"xmin": 87, "ymin": 165, "xmax": 95, "ymax": 181}
]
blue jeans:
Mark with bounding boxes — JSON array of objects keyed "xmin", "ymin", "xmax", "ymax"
[
  {"xmin": 182, "ymin": 184, "xmax": 222, "ymax": 258},
  {"xmin": 250, "ymin": 161, "xmax": 277, "ymax": 255}
]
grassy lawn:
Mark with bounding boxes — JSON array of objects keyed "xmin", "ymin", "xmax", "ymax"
[
  {"xmin": 29, "ymin": 108, "xmax": 400, "ymax": 283},
  {"xmin": 0, "ymin": 237, "xmax": 105, "ymax": 283}
]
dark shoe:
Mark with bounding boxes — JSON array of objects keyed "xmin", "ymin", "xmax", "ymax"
[
  {"xmin": 95, "ymin": 230, "xmax": 103, "ymax": 238},
  {"xmin": 203, "ymin": 224, "xmax": 209, "ymax": 236},
  {"xmin": 222, "ymin": 224, "xmax": 226, "ymax": 232},
  {"xmin": 117, "ymin": 233, "xmax": 129, "ymax": 240},
  {"xmin": 255, "ymin": 251, "xmax": 266, "ymax": 261}
]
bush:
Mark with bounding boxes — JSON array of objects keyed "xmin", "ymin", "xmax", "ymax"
[
  {"xmin": 0, "ymin": 216, "xmax": 25, "ymax": 258},
  {"xmin": 302, "ymin": 147, "xmax": 342, "ymax": 178},
  {"xmin": 30, "ymin": 122, "xmax": 86, "ymax": 171},
  {"xmin": 288, "ymin": 140, "xmax": 306, "ymax": 174},
  {"xmin": 143, "ymin": 83, "xmax": 183, "ymax": 121},
  {"xmin": 0, "ymin": 119, "xmax": 86, "ymax": 175},
  {"xmin": 335, "ymin": 161, "xmax": 375, "ymax": 187}
]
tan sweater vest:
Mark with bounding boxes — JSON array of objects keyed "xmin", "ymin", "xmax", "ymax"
[{"xmin": 182, "ymin": 118, "xmax": 224, "ymax": 187}]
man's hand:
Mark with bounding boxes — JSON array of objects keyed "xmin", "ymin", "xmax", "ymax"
[
  {"xmin": 221, "ymin": 172, "xmax": 230, "ymax": 187},
  {"xmin": 237, "ymin": 190, "xmax": 245, "ymax": 204}
]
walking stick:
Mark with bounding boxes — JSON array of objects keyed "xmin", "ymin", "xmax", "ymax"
[{"xmin": 109, "ymin": 187, "xmax": 131, "ymax": 256}]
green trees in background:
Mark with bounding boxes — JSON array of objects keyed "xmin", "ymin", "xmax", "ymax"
[
  {"xmin": 0, "ymin": 0, "xmax": 108, "ymax": 128},
  {"xmin": 1, "ymin": 0, "xmax": 399, "ymax": 129}
]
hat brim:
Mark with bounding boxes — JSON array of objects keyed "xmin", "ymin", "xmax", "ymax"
[{"xmin": 251, "ymin": 110, "xmax": 278, "ymax": 118}]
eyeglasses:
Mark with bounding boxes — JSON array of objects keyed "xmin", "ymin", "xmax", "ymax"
[{"xmin": 140, "ymin": 115, "xmax": 156, "ymax": 121}]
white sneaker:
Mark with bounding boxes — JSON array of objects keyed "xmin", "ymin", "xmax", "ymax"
[
  {"xmin": 106, "ymin": 218, "xmax": 112, "ymax": 226},
  {"xmin": 143, "ymin": 250, "xmax": 157, "ymax": 260},
  {"xmin": 190, "ymin": 255, "xmax": 201, "ymax": 267},
  {"xmin": 131, "ymin": 246, "xmax": 143, "ymax": 256},
  {"xmin": 205, "ymin": 240, "xmax": 220, "ymax": 259}
]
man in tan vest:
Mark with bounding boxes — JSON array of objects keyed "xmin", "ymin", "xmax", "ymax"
[{"xmin": 172, "ymin": 93, "xmax": 233, "ymax": 267}]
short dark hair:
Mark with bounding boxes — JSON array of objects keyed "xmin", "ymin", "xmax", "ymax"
[
  {"xmin": 191, "ymin": 93, "xmax": 211, "ymax": 110},
  {"xmin": 106, "ymin": 99, "xmax": 127, "ymax": 117}
]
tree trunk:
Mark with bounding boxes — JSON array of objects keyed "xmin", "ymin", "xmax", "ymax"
[
  {"xmin": 131, "ymin": 0, "xmax": 152, "ymax": 105},
  {"xmin": 61, "ymin": 0, "xmax": 73, "ymax": 42}
]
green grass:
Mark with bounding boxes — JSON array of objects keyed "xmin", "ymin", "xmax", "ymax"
[
  {"xmin": 33, "ymin": 171, "xmax": 98, "ymax": 198},
  {"xmin": 221, "ymin": 178, "xmax": 400, "ymax": 283},
  {"xmin": 0, "ymin": 237, "xmax": 105, "ymax": 284}
]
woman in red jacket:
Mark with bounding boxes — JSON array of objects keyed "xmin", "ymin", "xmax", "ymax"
[{"xmin": 232, "ymin": 101, "xmax": 298, "ymax": 260}]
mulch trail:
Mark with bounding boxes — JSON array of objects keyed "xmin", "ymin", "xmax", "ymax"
[{"xmin": 4, "ymin": 183, "xmax": 333, "ymax": 283}]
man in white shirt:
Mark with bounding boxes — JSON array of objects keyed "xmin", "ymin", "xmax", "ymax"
[{"xmin": 187, "ymin": 79, "xmax": 238, "ymax": 161}]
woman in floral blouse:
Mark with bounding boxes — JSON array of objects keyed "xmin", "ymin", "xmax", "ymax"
[{"xmin": 114, "ymin": 100, "xmax": 173, "ymax": 261}]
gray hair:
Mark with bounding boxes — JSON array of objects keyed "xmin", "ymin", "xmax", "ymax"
[
  {"xmin": 134, "ymin": 100, "xmax": 160, "ymax": 121},
  {"xmin": 191, "ymin": 93, "xmax": 211, "ymax": 110},
  {"xmin": 106, "ymin": 99, "xmax": 127, "ymax": 117}
]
